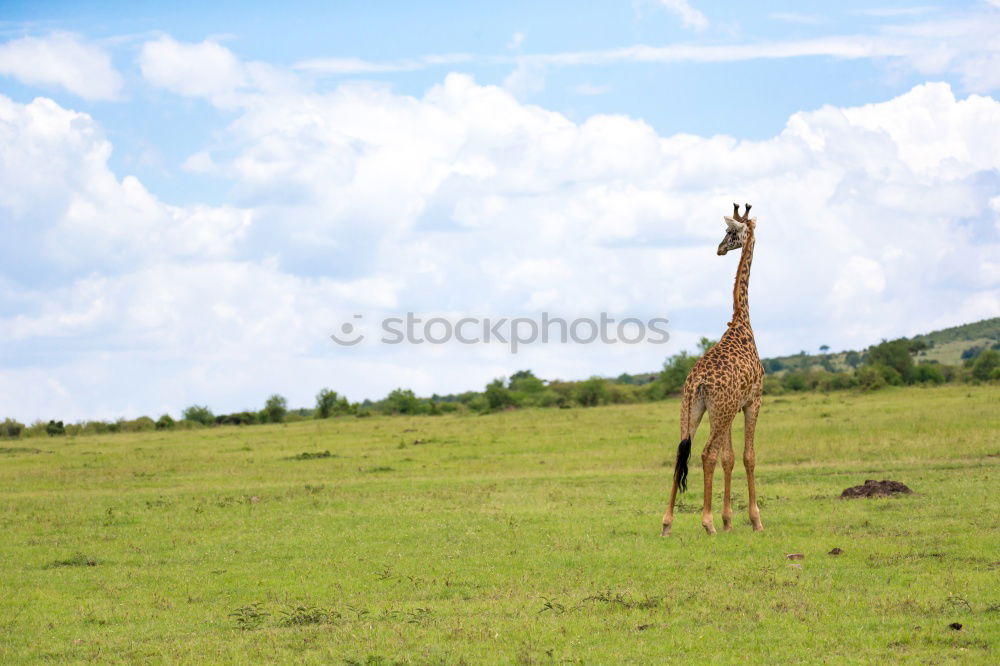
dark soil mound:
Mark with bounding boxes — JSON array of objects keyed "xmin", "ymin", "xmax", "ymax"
[{"xmin": 840, "ymin": 479, "xmax": 912, "ymax": 499}]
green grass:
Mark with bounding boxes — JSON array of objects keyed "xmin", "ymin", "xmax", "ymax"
[{"xmin": 1, "ymin": 385, "xmax": 998, "ymax": 664}]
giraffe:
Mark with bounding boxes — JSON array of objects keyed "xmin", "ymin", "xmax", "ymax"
[{"xmin": 661, "ymin": 203, "xmax": 764, "ymax": 536}]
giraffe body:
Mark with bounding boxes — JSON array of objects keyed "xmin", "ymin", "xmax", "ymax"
[{"xmin": 662, "ymin": 204, "xmax": 764, "ymax": 535}]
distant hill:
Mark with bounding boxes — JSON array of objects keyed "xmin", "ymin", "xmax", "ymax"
[{"xmin": 759, "ymin": 317, "xmax": 1000, "ymax": 375}]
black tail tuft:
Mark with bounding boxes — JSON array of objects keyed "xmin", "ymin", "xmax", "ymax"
[{"xmin": 674, "ymin": 438, "xmax": 692, "ymax": 493}]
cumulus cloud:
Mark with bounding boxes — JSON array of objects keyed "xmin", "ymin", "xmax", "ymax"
[
  {"xmin": 178, "ymin": 72, "xmax": 999, "ymax": 355},
  {"xmin": 3, "ymin": 52, "xmax": 1000, "ymax": 420},
  {"xmin": 139, "ymin": 35, "xmax": 247, "ymax": 98},
  {"xmin": 0, "ymin": 94, "xmax": 252, "ymax": 276},
  {"xmin": 139, "ymin": 35, "xmax": 300, "ymax": 105},
  {"xmin": 0, "ymin": 32, "xmax": 122, "ymax": 100}
]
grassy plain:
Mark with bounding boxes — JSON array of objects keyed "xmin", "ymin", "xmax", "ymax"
[{"xmin": 1, "ymin": 385, "xmax": 998, "ymax": 664}]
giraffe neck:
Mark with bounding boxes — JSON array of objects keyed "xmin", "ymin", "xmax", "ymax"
[{"xmin": 730, "ymin": 228, "xmax": 755, "ymax": 328}]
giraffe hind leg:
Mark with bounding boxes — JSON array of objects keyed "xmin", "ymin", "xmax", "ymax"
[
  {"xmin": 701, "ymin": 405, "xmax": 737, "ymax": 536},
  {"xmin": 661, "ymin": 391, "xmax": 706, "ymax": 536}
]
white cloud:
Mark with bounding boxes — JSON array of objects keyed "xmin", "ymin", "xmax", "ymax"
[
  {"xmin": 0, "ymin": 94, "xmax": 251, "ymax": 273},
  {"xmin": 293, "ymin": 53, "xmax": 473, "ymax": 75},
  {"xmin": 3, "ymin": 51, "xmax": 1000, "ymax": 420},
  {"xmin": 153, "ymin": 72, "xmax": 1000, "ymax": 355},
  {"xmin": 280, "ymin": 9, "xmax": 1000, "ymax": 95},
  {"xmin": 139, "ymin": 35, "xmax": 300, "ymax": 105},
  {"xmin": 657, "ymin": 0, "xmax": 709, "ymax": 31},
  {"xmin": 0, "ymin": 32, "xmax": 122, "ymax": 100},
  {"xmin": 140, "ymin": 35, "xmax": 246, "ymax": 98},
  {"xmin": 502, "ymin": 58, "xmax": 546, "ymax": 98}
]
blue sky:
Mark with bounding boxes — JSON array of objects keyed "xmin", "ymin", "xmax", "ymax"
[{"xmin": 1, "ymin": 1, "xmax": 999, "ymax": 421}]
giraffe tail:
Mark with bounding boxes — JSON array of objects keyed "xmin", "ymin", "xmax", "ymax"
[
  {"xmin": 674, "ymin": 387, "xmax": 694, "ymax": 493},
  {"xmin": 674, "ymin": 437, "xmax": 692, "ymax": 493}
]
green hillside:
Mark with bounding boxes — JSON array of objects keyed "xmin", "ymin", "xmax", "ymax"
[{"xmin": 761, "ymin": 317, "xmax": 1000, "ymax": 374}]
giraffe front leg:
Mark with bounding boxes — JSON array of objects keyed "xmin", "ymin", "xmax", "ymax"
[
  {"xmin": 721, "ymin": 438, "xmax": 735, "ymax": 532},
  {"xmin": 744, "ymin": 397, "xmax": 764, "ymax": 532}
]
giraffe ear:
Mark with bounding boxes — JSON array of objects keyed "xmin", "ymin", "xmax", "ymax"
[{"xmin": 724, "ymin": 216, "xmax": 744, "ymax": 231}]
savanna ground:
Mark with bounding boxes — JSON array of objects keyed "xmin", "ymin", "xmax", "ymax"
[{"xmin": 1, "ymin": 385, "xmax": 998, "ymax": 664}]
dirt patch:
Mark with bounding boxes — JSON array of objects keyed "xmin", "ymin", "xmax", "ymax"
[{"xmin": 841, "ymin": 479, "xmax": 912, "ymax": 499}]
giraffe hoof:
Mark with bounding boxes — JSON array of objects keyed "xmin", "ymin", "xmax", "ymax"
[
  {"xmin": 660, "ymin": 524, "xmax": 671, "ymax": 537},
  {"xmin": 722, "ymin": 519, "xmax": 733, "ymax": 532},
  {"xmin": 702, "ymin": 523, "xmax": 717, "ymax": 535}
]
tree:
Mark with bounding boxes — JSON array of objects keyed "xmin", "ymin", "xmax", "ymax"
[
  {"xmin": 697, "ymin": 337, "xmax": 717, "ymax": 354},
  {"xmin": 844, "ymin": 351, "xmax": 862, "ymax": 369},
  {"xmin": 867, "ymin": 339, "xmax": 915, "ymax": 383},
  {"xmin": 183, "ymin": 405, "xmax": 214, "ymax": 426},
  {"xmin": 485, "ymin": 379, "xmax": 515, "ymax": 410},
  {"xmin": 46, "ymin": 420, "xmax": 65, "ymax": 436},
  {"xmin": 262, "ymin": 394, "xmax": 288, "ymax": 423},
  {"xmin": 509, "ymin": 370, "xmax": 544, "ymax": 394},
  {"xmin": 913, "ymin": 364, "xmax": 945, "ymax": 384},
  {"xmin": 155, "ymin": 414, "xmax": 175, "ymax": 430},
  {"xmin": 1, "ymin": 418, "xmax": 24, "ymax": 439},
  {"xmin": 315, "ymin": 388, "xmax": 347, "ymax": 419},
  {"xmin": 660, "ymin": 351, "xmax": 698, "ymax": 394},
  {"xmin": 575, "ymin": 377, "xmax": 608, "ymax": 407},
  {"xmin": 762, "ymin": 358, "xmax": 784, "ymax": 373},
  {"xmin": 384, "ymin": 388, "xmax": 422, "ymax": 415},
  {"xmin": 961, "ymin": 345, "xmax": 983, "ymax": 361},
  {"xmin": 819, "ymin": 344, "xmax": 830, "ymax": 353},
  {"xmin": 971, "ymin": 349, "xmax": 1000, "ymax": 381}
]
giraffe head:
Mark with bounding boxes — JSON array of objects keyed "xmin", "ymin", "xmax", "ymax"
[{"xmin": 717, "ymin": 203, "xmax": 754, "ymax": 255}]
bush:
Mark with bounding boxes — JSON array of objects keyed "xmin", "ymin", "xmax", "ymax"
[
  {"xmin": 155, "ymin": 414, "xmax": 175, "ymax": 430},
  {"xmin": 875, "ymin": 363, "xmax": 904, "ymax": 386},
  {"xmin": 762, "ymin": 375, "xmax": 785, "ymax": 395},
  {"xmin": 315, "ymin": 388, "xmax": 351, "ymax": 418},
  {"xmin": 818, "ymin": 372, "xmax": 858, "ymax": 391},
  {"xmin": 46, "ymin": 420, "xmax": 66, "ymax": 436},
  {"xmin": 383, "ymin": 389, "xmax": 424, "ymax": 415},
  {"xmin": 124, "ymin": 417, "xmax": 156, "ymax": 432},
  {"xmin": 262, "ymin": 394, "xmax": 288, "ymax": 423},
  {"xmin": 763, "ymin": 358, "xmax": 784, "ymax": 373},
  {"xmin": 867, "ymin": 339, "xmax": 914, "ymax": 383},
  {"xmin": 913, "ymin": 364, "xmax": 945, "ymax": 385},
  {"xmin": 660, "ymin": 351, "xmax": 698, "ymax": 395},
  {"xmin": 573, "ymin": 377, "xmax": 608, "ymax": 407},
  {"xmin": 1, "ymin": 418, "xmax": 24, "ymax": 439},
  {"xmin": 605, "ymin": 382, "xmax": 643, "ymax": 404},
  {"xmin": 781, "ymin": 372, "xmax": 807, "ymax": 392},
  {"xmin": 509, "ymin": 371, "xmax": 544, "ymax": 394},
  {"xmin": 183, "ymin": 405, "xmax": 215, "ymax": 426},
  {"xmin": 856, "ymin": 366, "xmax": 887, "ymax": 391},
  {"xmin": 971, "ymin": 349, "xmax": 1000, "ymax": 381},
  {"xmin": 961, "ymin": 345, "xmax": 983, "ymax": 361},
  {"xmin": 215, "ymin": 411, "xmax": 258, "ymax": 426},
  {"xmin": 485, "ymin": 379, "xmax": 515, "ymax": 411}
]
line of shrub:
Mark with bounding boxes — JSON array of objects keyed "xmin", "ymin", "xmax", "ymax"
[{"xmin": 3, "ymin": 339, "xmax": 997, "ymax": 439}]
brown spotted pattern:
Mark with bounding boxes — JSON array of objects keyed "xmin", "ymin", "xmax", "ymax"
[{"xmin": 661, "ymin": 207, "xmax": 764, "ymax": 535}]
